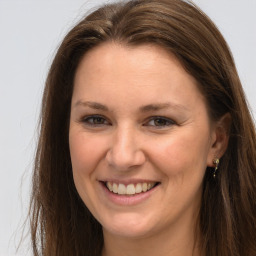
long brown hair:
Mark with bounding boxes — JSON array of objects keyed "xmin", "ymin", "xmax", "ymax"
[{"xmin": 30, "ymin": 0, "xmax": 256, "ymax": 255}]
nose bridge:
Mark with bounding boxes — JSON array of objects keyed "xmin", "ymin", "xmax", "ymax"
[{"xmin": 106, "ymin": 123, "xmax": 145, "ymax": 170}]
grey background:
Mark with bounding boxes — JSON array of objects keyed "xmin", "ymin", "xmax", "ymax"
[{"xmin": 0, "ymin": 0, "xmax": 255, "ymax": 255}]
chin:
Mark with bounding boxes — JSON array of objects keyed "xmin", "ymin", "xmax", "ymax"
[{"xmin": 101, "ymin": 212, "xmax": 155, "ymax": 238}]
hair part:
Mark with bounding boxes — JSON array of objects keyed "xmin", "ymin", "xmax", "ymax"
[{"xmin": 29, "ymin": 0, "xmax": 256, "ymax": 255}]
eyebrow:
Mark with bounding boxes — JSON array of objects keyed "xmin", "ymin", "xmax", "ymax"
[
  {"xmin": 74, "ymin": 101, "xmax": 187, "ymax": 112},
  {"xmin": 74, "ymin": 101, "xmax": 109, "ymax": 111},
  {"xmin": 139, "ymin": 103, "xmax": 188, "ymax": 112}
]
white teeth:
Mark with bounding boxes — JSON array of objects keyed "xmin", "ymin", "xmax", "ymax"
[
  {"xmin": 106, "ymin": 182, "xmax": 113, "ymax": 192},
  {"xmin": 126, "ymin": 184, "xmax": 136, "ymax": 195},
  {"xmin": 118, "ymin": 184, "xmax": 126, "ymax": 195},
  {"xmin": 106, "ymin": 182, "xmax": 157, "ymax": 195},
  {"xmin": 113, "ymin": 183, "xmax": 118, "ymax": 193},
  {"xmin": 142, "ymin": 183, "xmax": 148, "ymax": 192},
  {"xmin": 135, "ymin": 183, "xmax": 142, "ymax": 193}
]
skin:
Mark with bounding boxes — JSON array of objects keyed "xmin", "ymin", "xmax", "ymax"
[{"xmin": 69, "ymin": 43, "xmax": 229, "ymax": 256}]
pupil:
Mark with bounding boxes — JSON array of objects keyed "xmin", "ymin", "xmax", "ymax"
[
  {"xmin": 94, "ymin": 117, "xmax": 103, "ymax": 124},
  {"xmin": 155, "ymin": 119, "xmax": 166, "ymax": 126}
]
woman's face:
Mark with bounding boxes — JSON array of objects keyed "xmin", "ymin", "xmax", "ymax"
[{"xmin": 69, "ymin": 43, "xmax": 217, "ymax": 239}]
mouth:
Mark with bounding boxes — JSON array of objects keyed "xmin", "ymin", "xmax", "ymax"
[{"xmin": 102, "ymin": 181, "xmax": 160, "ymax": 196}]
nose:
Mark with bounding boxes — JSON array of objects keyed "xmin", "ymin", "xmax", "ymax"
[{"xmin": 106, "ymin": 125, "xmax": 146, "ymax": 171}]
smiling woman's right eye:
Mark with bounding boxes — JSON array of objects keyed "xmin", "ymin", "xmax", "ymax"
[{"xmin": 81, "ymin": 115, "xmax": 110, "ymax": 126}]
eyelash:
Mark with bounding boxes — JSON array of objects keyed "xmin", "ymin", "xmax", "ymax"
[
  {"xmin": 81, "ymin": 115, "xmax": 111, "ymax": 126},
  {"xmin": 80, "ymin": 115, "xmax": 176, "ymax": 128},
  {"xmin": 146, "ymin": 116, "xmax": 175, "ymax": 128}
]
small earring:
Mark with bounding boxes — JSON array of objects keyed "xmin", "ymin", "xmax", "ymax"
[{"xmin": 213, "ymin": 158, "xmax": 220, "ymax": 178}]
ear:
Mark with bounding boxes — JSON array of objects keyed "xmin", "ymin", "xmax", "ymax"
[{"xmin": 207, "ymin": 113, "xmax": 232, "ymax": 167}]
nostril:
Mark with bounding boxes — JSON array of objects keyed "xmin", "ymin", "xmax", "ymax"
[{"xmin": 106, "ymin": 147, "xmax": 146, "ymax": 170}]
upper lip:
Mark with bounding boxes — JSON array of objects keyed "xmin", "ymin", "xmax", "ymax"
[{"xmin": 99, "ymin": 179, "xmax": 160, "ymax": 185}]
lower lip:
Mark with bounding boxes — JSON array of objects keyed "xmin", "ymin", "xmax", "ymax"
[{"xmin": 99, "ymin": 182, "xmax": 159, "ymax": 206}]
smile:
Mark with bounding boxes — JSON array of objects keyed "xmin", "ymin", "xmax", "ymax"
[{"xmin": 104, "ymin": 181, "xmax": 159, "ymax": 195}]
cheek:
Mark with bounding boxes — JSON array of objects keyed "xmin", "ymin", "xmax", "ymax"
[
  {"xmin": 69, "ymin": 132, "xmax": 108, "ymax": 208},
  {"xmin": 150, "ymin": 130, "xmax": 210, "ymax": 177},
  {"xmin": 69, "ymin": 132, "xmax": 107, "ymax": 179}
]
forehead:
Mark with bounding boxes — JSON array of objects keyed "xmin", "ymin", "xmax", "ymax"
[
  {"xmin": 75, "ymin": 42, "xmax": 185, "ymax": 82},
  {"xmin": 72, "ymin": 42, "xmax": 206, "ymax": 114}
]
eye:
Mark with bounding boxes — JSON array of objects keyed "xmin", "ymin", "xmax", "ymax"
[
  {"xmin": 81, "ymin": 115, "xmax": 110, "ymax": 126},
  {"xmin": 145, "ymin": 116, "xmax": 175, "ymax": 128}
]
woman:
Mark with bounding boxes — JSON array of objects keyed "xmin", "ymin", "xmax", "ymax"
[{"xmin": 30, "ymin": 0, "xmax": 256, "ymax": 255}]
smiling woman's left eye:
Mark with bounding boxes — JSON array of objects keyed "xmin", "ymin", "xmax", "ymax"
[{"xmin": 146, "ymin": 117, "xmax": 175, "ymax": 127}]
